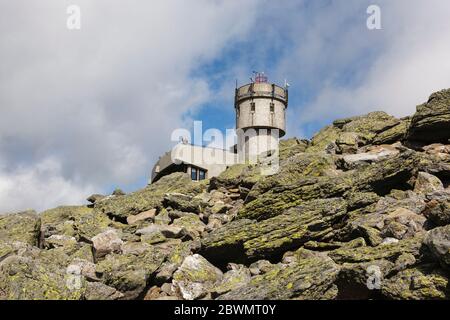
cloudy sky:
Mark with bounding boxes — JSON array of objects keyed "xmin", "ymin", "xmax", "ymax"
[{"xmin": 1, "ymin": 0, "xmax": 450, "ymax": 213}]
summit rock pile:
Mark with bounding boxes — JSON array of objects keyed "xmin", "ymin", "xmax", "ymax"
[{"xmin": 1, "ymin": 89, "xmax": 450, "ymax": 300}]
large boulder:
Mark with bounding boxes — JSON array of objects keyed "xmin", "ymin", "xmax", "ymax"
[
  {"xmin": 0, "ymin": 210, "xmax": 41, "ymax": 246},
  {"xmin": 94, "ymin": 173, "xmax": 204, "ymax": 221},
  {"xmin": 217, "ymin": 249, "xmax": 340, "ymax": 300},
  {"xmin": 308, "ymin": 112, "xmax": 401, "ymax": 153},
  {"xmin": 0, "ymin": 244, "xmax": 87, "ymax": 300},
  {"xmin": 172, "ymin": 254, "xmax": 223, "ymax": 300},
  {"xmin": 407, "ymin": 89, "xmax": 450, "ymax": 143},
  {"xmin": 424, "ymin": 225, "xmax": 450, "ymax": 269},
  {"xmin": 278, "ymin": 138, "xmax": 309, "ymax": 161},
  {"xmin": 240, "ymin": 150, "xmax": 419, "ymax": 221},
  {"xmin": 95, "ymin": 247, "xmax": 166, "ymax": 299},
  {"xmin": 92, "ymin": 229, "xmax": 123, "ymax": 259},
  {"xmin": 201, "ymin": 198, "xmax": 348, "ymax": 264},
  {"xmin": 40, "ymin": 206, "xmax": 113, "ymax": 242},
  {"xmin": 211, "ymin": 264, "xmax": 251, "ymax": 296},
  {"xmin": 423, "ymin": 199, "xmax": 450, "ymax": 226},
  {"xmin": 414, "ymin": 172, "xmax": 444, "ymax": 194},
  {"xmin": 328, "ymin": 236, "xmax": 433, "ymax": 299},
  {"xmin": 382, "ymin": 264, "xmax": 449, "ymax": 300}
]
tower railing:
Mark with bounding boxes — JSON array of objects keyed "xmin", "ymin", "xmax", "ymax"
[{"xmin": 235, "ymin": 83, "xmax": 288, "ymax": 105}]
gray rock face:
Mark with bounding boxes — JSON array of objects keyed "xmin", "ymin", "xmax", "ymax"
[
  {"xmin": 217, "ymin": 250, "xmax": 340, "ymax": 300},
  {"xmin": 414, "ymin": 172, "xmax": 444, "ymax": 194},
  {"xmin": 0, "ymin": 210, "xmax": 41, "ymax": 246},
  {"xmin": 92, "ymin": 229, "xmax": 123, "ymax": 259},
  {"xmin": 407, "ymin": 89, "xmax": 450, "ymax": 143},
  {"xmin": 424, "ymin": 225, "xmax": 450, "ymax": 268},
  {"xmin": 423, "ymin": 199, "xmax": 450, "ymax": 226},
  {"xmin": 172, "ymin": 254, "xmax": 223, "ymax": 300}
]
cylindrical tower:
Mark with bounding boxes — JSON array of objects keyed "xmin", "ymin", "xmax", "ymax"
[{"xmin": 235, "ymin": 73, "xmax": 288, "ymax": 160}]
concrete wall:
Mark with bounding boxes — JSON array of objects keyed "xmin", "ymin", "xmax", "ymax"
[
  {"xmin": 236, "ymin": 130, "xmax": 280, "ymax": 164},
  {"xmin": 236, "ymin": 98, "xmax": 286, "ymax": 135},
  {"xmin": 150, "ymin": 81, "xmax": 288, "ymax": 184},
  {"xmin": 235, "ymin": 82, "xmax": 287, "ymax": 136},
  {"xmin": 151, "ymin": 143, "xmax": 237, "ymax": 183}
]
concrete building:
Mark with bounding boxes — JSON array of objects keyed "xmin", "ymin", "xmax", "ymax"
[{"xmin": 150, "ymin": 73, "xmax": 288, "ymax": 183}]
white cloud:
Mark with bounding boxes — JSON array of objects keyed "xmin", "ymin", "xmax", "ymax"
[
  {"xmin": 0, "ymin": 157, "xmax": 95, "ymax": 213},
  {"xmin": 0, "ymin": 0, "xmax": 259, "ymax": 212},
  {"xmin": 2, "ymin": 0, "xmax": 450, "ymax": 212},
  {"xmin": 274, "ymin": 0, "xmax": 450, "ymax": 135}
]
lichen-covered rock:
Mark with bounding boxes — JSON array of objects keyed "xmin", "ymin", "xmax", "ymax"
[
  {"xmin": 0, "ymin": 245, "xmax": 87, "ymax": 300},
  {"xmin": 211, "ymin": 264, "xmax": 251, "ymax": 296},
  {"xmin": 407, "ymin": 89, "xmax": 450, "ymax": 143},
  {"xmin": 414, "ymin": 172, "xmax": 444, "ymax": 194},
  {"xmin": 136, "ymin": 224, "xmax": 186, "ymax": 239},
  {"xmin": 308, "ymin": 112, "xmax": 401, "ymax": 153},
  {"xmin": 308, "ymin": 125, "xmax": 341, "ymax": 153},
  {"xmin": 338, "ymin": 145, "xmax": 399, "ymax": 170},
  {"xmin": 94, "ymin": 173, "xmax": 204, "ymax": 221},
  {"xmin": 95, "ymin": 247, "xmax": 166, "ymax": 299},
  {"xmin": 328, "ymin": 233, "xmax": 430, "ymax": 299},
  {"xmin": 41, "ymin": 205, "xmax": 116, "ymax": 243},
  {"xmin": 172, "ymin": 214, "xmax": 206, "ymax": 238},
  {"xmin": 163, "ymin": 193, "xmax": 208, "ymax": 213},
  {"xmin": 424, "ymin": 225, "xmax": 450, "ymax": 269},
  {"xmin": 423, "ymin": 199, "xmax": 450, "ymax": 226},
  {"xmin": 0, "ymin": 210, "xmax": 41, "ymax": 246},
  {"xmin": 92, "ymin": 229, "xmax": 123, "ymax": 259},
  {"xmin": 278, "ymin": 138, "xmax": 309, "ymax": 160},
  {"xmin": 339, "ymin": 207, "xmax": 426, "ymax": 245},
  {"xmin": 372, "ymin": 118, "xmax": 410, "ymax": 145},
  {"xmin": 328, "ymin": 236, "xmax": 429, "ymax": 299},
  {"xmin": 44, "ymin": 235, "xmax": 78, "ymax": 249},
  {"xmin": 172, "ymin": 254, "xmax": 223, "ymax": 300},
  {"xmin": 126, "ymin": 209, "xmax": 156, "ymax": 225},
  {"xmin": 40, "ymin": 206, "xmax": 94, "ymax": 239},
  {"xmin": 209, "ymin": 164, "xmax": 263, "ymax": 190},
  {"xmin": 84, "ymin": 282, "xmax": 124, "ymax": 300},
  {"xmin": 153, "ymin": 240, "xmax": 196, "ymax": 284},
  {"xmin": 382, "ymin": 264, "xmax": 449, "ymax": 300},
  {"xmin": 201, "ymin": 198, "xmax": 347, "ymax": 263},
  {"xmin": 217, "ymin": 249, "xmax": 340, "ymax": 300},
  {"xmin": 240, "ymin": 150, "xmax": 418, "ymax": 221},
  {"xmin": 86, "ymin": 194, "xmax": 106, "ymax": 205},
  {"xmin": 246, "ymin": 152, "xmax": 338, "ymax": 204}
]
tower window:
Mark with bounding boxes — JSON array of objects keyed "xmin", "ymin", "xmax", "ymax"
[
  {"xmin": 191, "ymin": 167, "xmax": 198, "ymax": 181},
  {"xmin": 251, "ymin": 102, "xmax": 255, "ymax": 112},
  {"xmin": 270, "ymin": 103, "xmax": 275, "ymax": 113}
]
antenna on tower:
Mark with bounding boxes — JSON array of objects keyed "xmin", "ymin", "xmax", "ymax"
[
  {"xmin": 253, "ymin": 71, "xmax": 268, "ymax": 83},
  {"xmin": 284, "ymin": 79, "xmax": 290, "ymax": 89}
]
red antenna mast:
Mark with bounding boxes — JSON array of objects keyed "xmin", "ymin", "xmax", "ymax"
[{"xmin": 253, "ymin": 71, "xmax": 268, "ymax": 83}]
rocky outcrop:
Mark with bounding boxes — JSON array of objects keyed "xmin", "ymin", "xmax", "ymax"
[
  {"xmin": 2, "ymin": 88, "xmax": 450, "ymax": 300},
  {"xmin": 94, "ymin": 173, "xmax": 205, "ymax": 221},
  {"xmin": 0, "ymin": 210, "xmax": 41, "ymax": 246},
  {"xmin": 407, "ymin": 89, "xmax": 450, "ymax": 143},
  {"xmin": 218, "ymin": 249, "xmax": 340, "ymax": 300}
]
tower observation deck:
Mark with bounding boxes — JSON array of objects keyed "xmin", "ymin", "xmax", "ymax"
[{"xmin": 235, "ymin": 72, "xmax": 288, "ymax": 137}]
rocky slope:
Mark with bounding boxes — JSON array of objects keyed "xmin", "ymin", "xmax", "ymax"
[{"xmin": 1, "ymin": 89, "xmax": 450, "ymax": 300}]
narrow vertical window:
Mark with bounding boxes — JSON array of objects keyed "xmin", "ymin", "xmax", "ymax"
[
  {"xmin": 270, "ymin": 102, "xmax": 275, "ymax": 113},
  {"xmin": 191, "ymin": 167, "xmax": 198, "ymax": 181},
  {"xmin": 251, "ymin": 102, "xmax": 255, "ymax": 112}
]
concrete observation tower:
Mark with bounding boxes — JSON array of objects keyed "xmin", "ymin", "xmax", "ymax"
[
  {"xmin": 150, "ymin": 72, "xmax": 289, "ymax": 183},
  {"xmin": 235, "ymin": 72, "xmax": 288, "ymax": 161}
]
